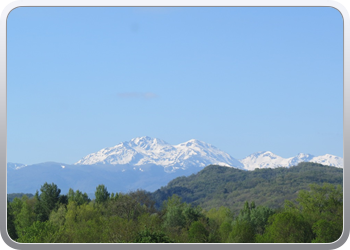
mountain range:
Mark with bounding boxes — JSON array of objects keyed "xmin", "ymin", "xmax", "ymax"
[
  {"xmin": 7, "ymin": 136, "xmax": 343, "ymax": 194},
  {"xmin": 74, "ymin": 136, "xmax": 343, "ymax": 170}
]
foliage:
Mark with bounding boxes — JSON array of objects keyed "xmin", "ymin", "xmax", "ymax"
[
  {"xmin": 151, "ymin": 163, "xmax": 343, "ymax": 214},
  {"xmin": 95, "ymin": 184, "xmax": 110, "ymax": 204},
  {"xmin": 188, "ymin": 221, "xmax": 209, "ymax": 243},
  {"xmin": 7, "ymin": 193, "xmax": 34, "ymax": 202},
  {"xmin": 67, "ymin": 188, "xmax": 91, "ymax": 206},
  {"xmin": 134, "ymin": 227, "xmax": 174, "ymax": 243},
  {"xmin": 34, "ymin": 182, "xmax": 62, "ymax": 222},
  {"xmin": 235, "ymin": 201, "xmax": 275, "ymax": 235},
  {"xmin": 7, "ymin": 200, "xmax": 17, "ymax": 240},
  {"xmin": 6, "ymin": 175, "xmax": 343, "ymax": 243},
  {"xmin": 16, "ymin": 221, "xmax": 63, "ymax": 243},
  {"xmin": 227, "ymin": 219, "xmax": 255, "ymax": 243},
  {"xmin": 311, "ymin": 219, "xmax": 343, "ymax": 243},
  {"xmin": 261, "ymin": 211, "xmax": 313, "ymax": 243},
  {"xmin": 285, "ymin": 182, "xmax": 343, "ymax": 243}
]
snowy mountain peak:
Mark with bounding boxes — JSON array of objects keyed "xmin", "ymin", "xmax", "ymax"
[
  {"xmin": 74, "ymin": 136, "xmax": 343, "ymax": 172},
  {"xmin": 240, "ymin": 151, "xmax": 342, "ymax": 170},
  {"xmin": 75, "ymin": 137, "xmax": 245, "ymax": 172},
  {"xmin": 130, "ymin": 136, "xmax": 168, "ymax": 146},
  {"xmin": 309, "ymin": 154, "xmax": 343, "ymax": 168}
]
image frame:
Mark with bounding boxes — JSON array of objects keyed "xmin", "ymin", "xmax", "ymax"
[{"xmin": 1, "ymin": 0, "xmax": 349, "ymax": 249}]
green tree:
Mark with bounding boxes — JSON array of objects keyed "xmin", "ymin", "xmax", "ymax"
[
  {"xmin": 34, "ymin": 183, "xmax": 61, "ymax": 222},
  {"xmin": 7, "ymin": 200, "xmax": 18, "ymax": 240},
  {"xmin": 162, "ymin": 195, "xmax": 186, "ymax": 230},
  {"xmin": 15, "ymin": 196, "xmax": 36, "ymax": 239},
  {"xmin": 188, "ymin": 221, "xmax": 209, "ymax": 243},
  {"xmin": 205, "ymin": 206, "xmax": 234, "ymax": 242},
  {"xmin": 235, "ymin": 201, "xmax": 274, "ymax": 236},
  {"xmin": 134, "ymin": 227, "xmax": 174, "ymax": 243},
  {"xmin": 94, "ymin": 184, "xmax": 110, "ymax": 204},
  {"xmin": 312, "ymin": 219, "xmax": 343, "ymax": 243},
  {"xmin": 103, "ymin": 193, "xmax": 143, "ymax": 221},
  {"xmin": 227, "ymin": 219, "xmax": 255, "ymax": 243},
  {"xmin": 49, "ymin": 204, "xmax": 67, "ymax": 227},
  {"xmin": 261, "ymin": 211, "xmax": 313, "ymax": 243},
  {"xmin": 249, "ymin": 205, "xmax": 275, "ymax": 235},
  {"xmin": 67, "ymin": 188, "xmax": 91, "ymax": 206},
  {"xmin": 16, "ymin": 221, "xmax": 63, "ymax": 243},
  {"xmin": 63, "ymin": 202, "xmax": 105, "ymax": 243},
  {"xmin": 296, "ymin": 183, "xmax": 343, "ymax": 225},
  {"xmin": 285, "ymin": 183, "xmax": 343, "ymax": 243},
  {"xmin": 205, "ymin": 206, "xmax": 234, "ymax": 226},
  {"xmin": 219, "ymin": 221, "xmax": 232, "ymax": 242}
]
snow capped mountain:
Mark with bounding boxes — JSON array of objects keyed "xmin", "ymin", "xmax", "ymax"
[
  {"xmin": 240, "ymin": 151, "xmax": 343, "ymax": 170},
  {"xmin": 75, "ymin": 137, "xmax": 343, "ymax": 172},
  {"xmin": 7, "ymin": 137, "xmax": 343, "ymax": 194},
  {"xmin": 9, "ymin": 137, "xmax": 343, "ymax": 176},
  {"xmin": 75, "ymin": 136, "xmax": 245, "ymax": 172},
  {"xmin": 309, "ymin": 154, "xmax": 343, "ymax": 168}
]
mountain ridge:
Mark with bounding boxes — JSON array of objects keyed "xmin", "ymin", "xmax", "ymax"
[
  {"xmin": 9, "ymin": 136, "xmax": 344, "ymax": 171},
  {"xmin": 7, "ymin": 137, "xmax": 343, "ymax": 194},
  {"xmin": 74, "ymin": 136, "xmax": 343, "ymax": 170},
  {"xmin": 74, "ymin": 136, "xmax": 245, "ymax": 172}
]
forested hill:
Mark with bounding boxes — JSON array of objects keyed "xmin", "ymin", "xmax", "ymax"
[{"xmin": 151, "ymin": 162, "xmax": 343, "ymax": 214}]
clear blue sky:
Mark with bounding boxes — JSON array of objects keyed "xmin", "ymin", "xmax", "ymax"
[{"xmin": 7, "ymin": 7, "xmax": 343, "ymax": 165}]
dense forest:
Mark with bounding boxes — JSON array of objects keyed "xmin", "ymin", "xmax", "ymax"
[
  {"xmin": 151, "ymin": 162, "xmax": 343, "ymax": 213},
  {"xmin": 7, "ymin": 163, "xmax": 343, "ymax": 243}
]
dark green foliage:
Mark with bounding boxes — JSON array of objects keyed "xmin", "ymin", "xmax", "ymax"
[
  {"xmin": 312, "ymin": 219, "xmax": 343, "ymax": 243},
  {"xmin": 101, "ymin": 191, "xmax": 155, "ymax": 222},
  {"xmin": 219, "ymin": 221, "xmax": 232, "ymax": 242},
  {"xmin": 7, "ymin": 200, "xmax": 18, "ymax": 240},
  {"xmin": 161, "ymin": 194, "xmax": 205, "ymax": 232},
  {"xmin": 188, "ymin": 221, "xmax": 209, "ymax": 243},
  {"xmin": 94, "ymin": 184, "xmax": 110, "ymax": 204},
  {"xmin": 261, "ymin": 211, "xmax": 314, "ymax": 243},
  {"xmin": 285, "ymin": 183, "xmax": 343, "ymax": 243},
  {"xmin": 162, "ymin": 195, "xmax": 187, "ymax": 230},
  {"xmin": 34, "ymin": 183, "xmax": 61, "ymax": 222},
  {"xmin": 250, "ymin": 205, "xmax": 275, "ymax": 235},
  {"xmin": 6, "ymin": 172, "xmax": 343, "ymax": 243},
  {"xmin": 16, "ymin": 221, "xmax": 62, "ymax": 243},
  {"xmin": 58, "ymin": 194, "xmax": 68, "ymax": 206},
  {"xmin": 235, "ymin": 201, "xmax": 275, "ymax": 235},
  {"xmin": 151, "ymin": 163, "xmax": 343, "ymax": 214},
  {"xmin": 295, "ymin": 183, "xmax": 343, "ymax": 225},
  {"xmin": 227, "ymin": 219, "xmax": 255, "ymax": 243},
  {"xmin": 67, "ymin": 188, "xmax": 91, "ymax": 205},
  {"xmin": 134, "ymin": 227, "xmax": 174, "ymax": 243}
]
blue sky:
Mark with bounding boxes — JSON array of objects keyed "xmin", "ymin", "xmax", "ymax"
[{"xmin": 7, "ymin": 7, "xmax": 343, "ymax": 164}]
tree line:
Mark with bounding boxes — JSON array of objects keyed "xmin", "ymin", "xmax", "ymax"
[
  {"xmin": 7, "ymin": 181, "xmax": 342, "ymax": 243},
  {"xmin": 151, "ymin": 163, "xmax": 343, "ymax": 214}
]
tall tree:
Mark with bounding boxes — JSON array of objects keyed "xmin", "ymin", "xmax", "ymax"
[
  {"xmin": 7, "ymin": 200, "xmax": 18, "ymax": 240},
  {"xmin": 94, "ymin": 184, "xmax": 110, "ymax": 204},
  {"xmin": 34, "ymin": 183, "xmax": 61, "ymax": 222},
  {"xmin": 261, "ymin": 211, "xmax": 313, "ymax": 243},
  {"xmin": 67, "ymin": 188, "xmax": 90, "ymax": 206},
  {"xmin": 285, "ymin": 183, "xmax": 343, "ymax": 243}
]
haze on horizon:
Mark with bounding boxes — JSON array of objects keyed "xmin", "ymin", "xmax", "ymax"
[{"xmin": 7, "ymin": 7, "xmax": 343, "ymax": 165}]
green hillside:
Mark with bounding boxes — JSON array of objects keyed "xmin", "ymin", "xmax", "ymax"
[{"xmin": 151, "ymin": 162, "xmax": 343, "ymax": 214}]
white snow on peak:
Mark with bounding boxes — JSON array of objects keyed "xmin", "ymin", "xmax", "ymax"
[
  {"xmin": 75, "ymin": 136, "xmax": 245, "ymax": 172},
  {"xmin": 309, "ymin": 154, "xmax": 343, "ymax": 168},
  {"xmin": 240, "ymin": 151, "xmax": 343, "ymax": 170},
  {"xmin": 74, "ymin": 136, "xmax": 343, "ymax": 172}
]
